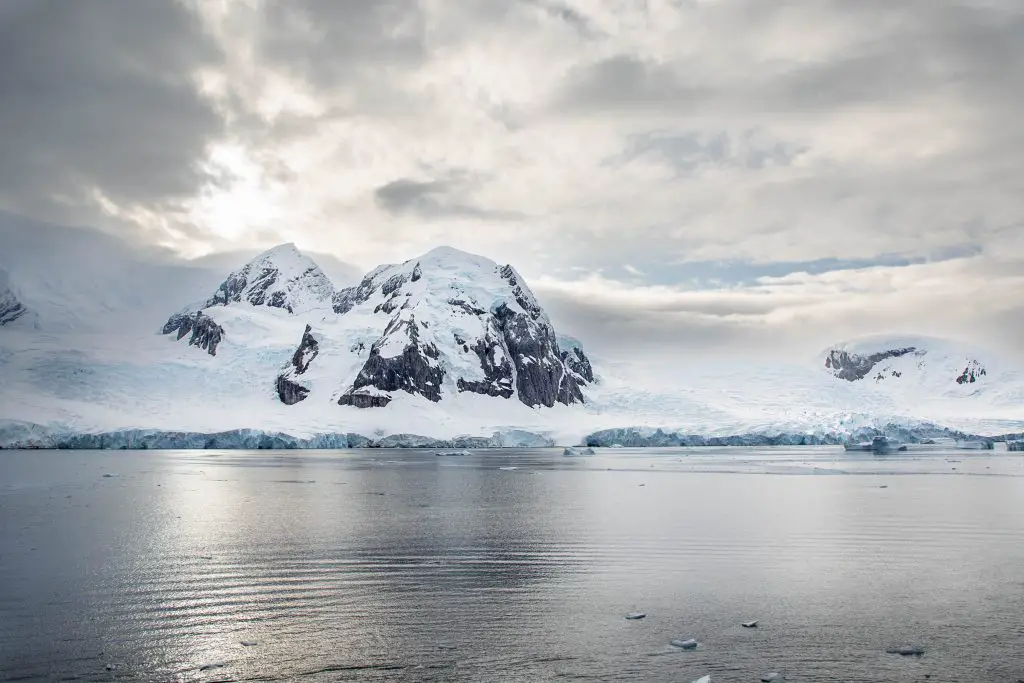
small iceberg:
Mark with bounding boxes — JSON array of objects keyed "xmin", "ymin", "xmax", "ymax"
[
  {"xmin": 435, "ymin": 450, "xmax": 472, "ymax": 457},
  {"xmin": 692, "ymin": 677, "xmax": 711, "ymax": 683},
  {"xmin": 498, "ymin": 466, "xmax": 518, "ymax": 471},
  {"xmin": 742, "ymin": 620, "xmax": 759, "ymax": 628},
  {"xmin": 563, "ymin": 447, "xmax": 596, "ymax": 456},
  {"xmin": 670, "ymin": 638, "xmax": 698, "ymax": 650},
  {"xmin": 886, "ymin": 645, "xmax": 925, "ymax": 656},
  {"xmin": 955, "ymin": 439, "xmax": 994, "ymax": 450},
  {"xmin": 625, "ymin": 611, "xmax": 646, "ymax": 620}
]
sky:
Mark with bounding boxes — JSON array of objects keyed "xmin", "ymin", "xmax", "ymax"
[{"xmin": 1, "ymin": 0, "xmax": 1022, "ymax": 362}]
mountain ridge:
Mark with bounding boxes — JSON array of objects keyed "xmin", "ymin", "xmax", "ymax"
[{"xmin": 0, "ymin": 231, "xmax": 1020, "ymax": 444}]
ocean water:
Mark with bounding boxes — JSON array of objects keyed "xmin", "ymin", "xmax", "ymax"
[{"xmin": 1, "ymin": 446, "xmax": 1023, "ymax": 682}]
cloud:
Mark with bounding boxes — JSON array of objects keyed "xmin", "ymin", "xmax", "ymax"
[
  {"xmin": 0, "ymin": 0, "xmax": 224, "ymax": 238},
  {"xmin": 374, "ymin": 174, "xmax": 526, "ymax": 220},
  {"xmin": 533, "ymin": 254, "xmax": 1024, "ymax": 363},
  {"xmin": 2, "ymin": 0, "xmax": 1022, "ymax": 358}
]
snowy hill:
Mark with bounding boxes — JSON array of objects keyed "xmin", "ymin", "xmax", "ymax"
[
  {"xmin": 0, "ymin": 226, "xmax": 1021, "ymax": 446},
  {"xmin": 823, "ymin": 335, "xmax": 992, "ymax": 388}
]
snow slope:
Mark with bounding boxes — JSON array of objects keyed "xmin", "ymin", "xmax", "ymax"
[{"xmin": 0, "ymin": 228, "xmax": 1021, "ymax": 445}]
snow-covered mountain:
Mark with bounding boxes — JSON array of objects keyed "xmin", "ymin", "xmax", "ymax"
[
  {"xmin": 823, "ymin": 335, "xmax": 992, "ymax": 388},
  {"xmin": 162, "ymin": 244, "xmax": 594, "ymax": 410},
  {"xmin": 0, "ymin": 227, "xmax": 1021, "ymax": 445},
  {"xmin": 818, "ymin": 333, "xmax": 1021, "ymax": 414}
]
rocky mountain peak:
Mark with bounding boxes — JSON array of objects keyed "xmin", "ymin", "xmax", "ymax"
[
  {"xmin": 162, "ymin": 244, "xmax": 335, "ymax": 354},
  {"xmin": 205, "ymin": 243, "xmax": 335, "ymax": 313}
]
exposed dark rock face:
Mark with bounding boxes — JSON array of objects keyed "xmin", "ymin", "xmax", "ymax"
[
  {"xmin": 276, "ymin": 376, "xmax": 310, "ymax": 405},
  {"xmin": 332, "ymin": 270, "xmax": 381, "ymax": 315},
  {"xmin": 956, "ymin": 360, "xmax": 987, "ymax": 385},
  {"xmin": 290, "ymin": 325, "xmax": 319, "ymax": 374},
  {"xmin": 341, "ymin": 316, "xmax": 445, "ymax": 405},
  {"xmin": 825, "ymin": 347, "xmax": 917, "ymax": 381},
  {"xmin": 456, "ymin": 329, "xmax": 515, "ymax": 399},
  {"xmin": 276, "ymin": 324, "xmax": 321, "ymax": 404},
  {"xmin": 491, "ymin": 300, "xmax": 585, "ymax": 408},
  {"xmin": 338, "ymin": 389, "xmax": 393, "ymax": 408},
  {"xmin": 562, "ymin": 345, "xmax": 594, "ymax": 383},
  {"xmin": 0, "ymin": 275, "xmax": 26, "ymax": 325},
  {"xmin": 0, "ymin": 297, "xmax": 26, "ymax": 325},
  {"xmin": 162, "ymin": 311, "xmax": 224, "ymax": 356}
]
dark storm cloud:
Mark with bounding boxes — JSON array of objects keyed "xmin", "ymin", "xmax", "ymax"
[
  {"xmin": 375, "ymin": 177, "xmax": 526, "ymax": 221},
  {"xmin": 0, "ymin": 0, "xmax": 224, "ymax": 224}
]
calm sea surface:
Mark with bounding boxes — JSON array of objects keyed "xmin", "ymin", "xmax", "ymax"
[{"xmin": 2, "ymin": 447, "xmax": 1023, "ymax": 682}]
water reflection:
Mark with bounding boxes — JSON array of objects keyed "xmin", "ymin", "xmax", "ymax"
[{"xmin": 1, "ymin": 448, "xmax": 1023, "ymax": 681}]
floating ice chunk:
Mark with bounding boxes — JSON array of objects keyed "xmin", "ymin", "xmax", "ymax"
[
  {"xmin": 435, "ymin": 450, "xmax": 472, "ymax": 457},
  {"xmin": 742, "ymin": 620, "xmax": 759, "ymax": 628},
  {"xmin": 625, "ymin": 611, "xmax": 646, "ymax": 620},
  {"xmin": 498, "ymin": 466, "xmax": 518, "ymax": 471},
  {"xmin": 886, "ymin": 645, "xmax": 925, "ymax": 656},
  {"xmin": 563, "ymin": 447, "xmax": 595, "ymax": 456},
  {"xmin": 670, "ymin": 638, "xmax": 698, "ymax": 650},
  {"xmin": 692, "ymin": 677, "xmax": 711, "ymax": 683}
]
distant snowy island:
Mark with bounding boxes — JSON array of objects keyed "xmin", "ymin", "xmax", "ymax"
[{"xmin": 1, "ymin": 218, "xmax": 1022, "ymax": 449}]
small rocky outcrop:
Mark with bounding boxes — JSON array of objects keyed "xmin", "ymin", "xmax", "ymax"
[
  {"xmin": 162, "ymin": 311, "xmax": 224, "ymax": 356},
  {"xmin": 0, "ymin": 293, "xmax": 26, "ymax": 325},
  {"xmin": 825, "ymin": 347, "xmax": 917, "ymax": 381},
  {"xmin": 0, "ymin": 271, "xmax": 27, "ymax": 325},
  {"xmin": 332, "ymin": 266, "xmax": 389, "ymax": 315},
  {"xmin": 561, "ymin": 345, "xmax": 594, "ymax": 383},
  {"xmin": 955, "ymin": 359, "xmax": 987, "ymax": 385},
  {"xmin": 276, "ymin": 377, "xmax": 309, "ymax": 405},
  {"xmin": 338, "ymin": 388, "xmax": 393, "ymax": 408},
  {"xmin": 276, "ymin": 324, "xmax": 321, "ymax": 405}
]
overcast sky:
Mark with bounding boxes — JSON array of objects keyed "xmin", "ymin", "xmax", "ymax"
[{"xmin": 1, "ymin": 0, "xmax": 1022, "ymax": 361}]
